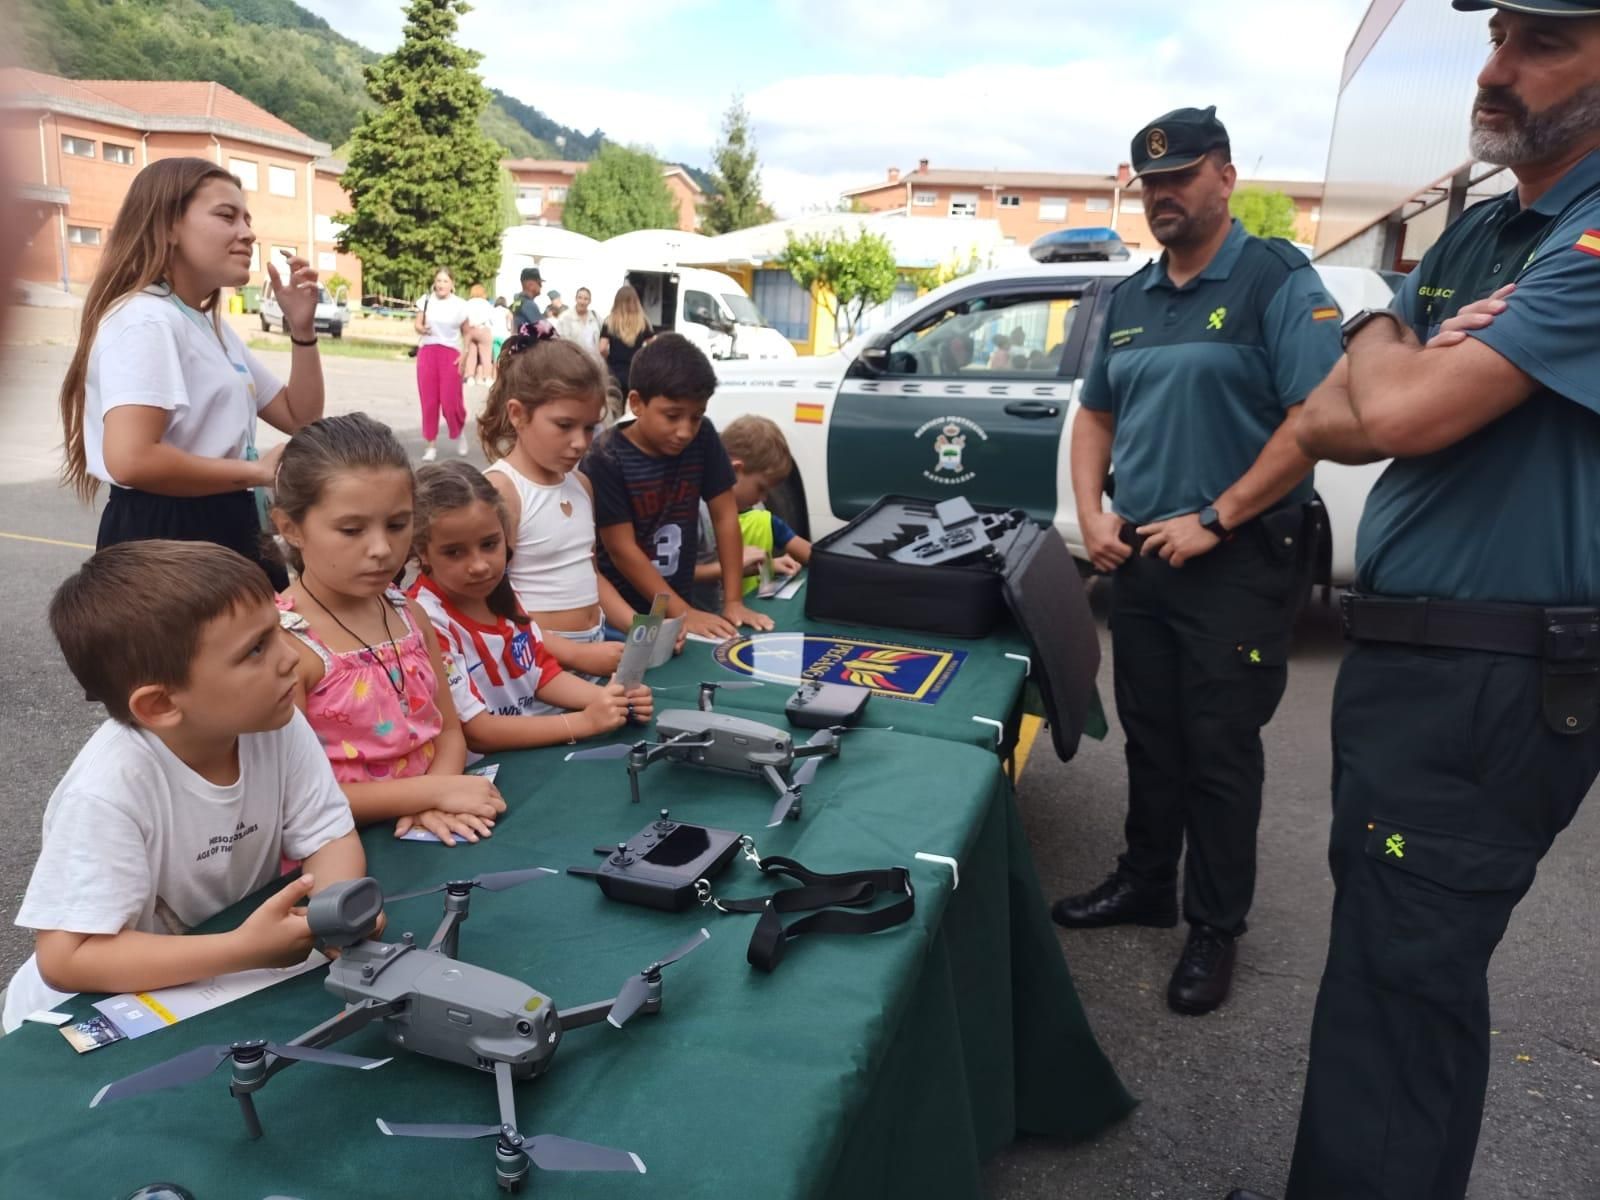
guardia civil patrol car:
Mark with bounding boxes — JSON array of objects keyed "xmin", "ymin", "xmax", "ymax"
[{"xmin": 706, "ymin": 229, "xmax": 1395, "ymax": 588}]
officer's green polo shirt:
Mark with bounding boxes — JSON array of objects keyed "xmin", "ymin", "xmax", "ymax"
[
  {"xmin": 1081, "ymin": 219, "xmax": 1343, "ymax": 524},
  {"xmin": 1357, "ymin": 149, "xmax": 1600, "ymax": 606}
]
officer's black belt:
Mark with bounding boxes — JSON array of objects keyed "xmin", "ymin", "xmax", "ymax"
[
  {"xmin": 1343, "ymin": 593, "xmax": 1600, "ymax": 735},
  {"xmin": 1340, "ymin": 593, "xmax": 1600, "ymax": 658},
  {"xmin": 710, "ymin": 855, "xmax": 915, "ymax": 973}
]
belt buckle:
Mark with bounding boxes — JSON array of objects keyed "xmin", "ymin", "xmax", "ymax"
[
  {"xmin": 1543, "ymin": 608, "xmax": 1600, "ymax": 663},
  {"xmin": 1338, "ymin": 591, "xmax": 1356, "ymax": 638}
]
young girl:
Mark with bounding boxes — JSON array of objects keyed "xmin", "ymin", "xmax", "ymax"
[
  {"xmin": 478, "ymin": 326, "xmax": 636, "ymax": 678},
  {"xmin": 59, "ymin": 156, "xmax": 327, "ymax": 590},
  {"xmin": 460, "ymin": 283, "xmax": 496, "ymax": 389},
  {"xmin": 413, "ymin": 268, "xmax": 470, "ymax": 462},
  {"xmin": 272, "ymin": 413, "xmax": 504, "ymax": 847},
  {"xmin": 409, "ymin": 461, "xmax": 653, "ymax": 754}
]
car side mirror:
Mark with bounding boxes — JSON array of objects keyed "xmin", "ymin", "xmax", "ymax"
[{"xmin": 856, "ymin": 340, "xmax": 890, "ymax": 376}]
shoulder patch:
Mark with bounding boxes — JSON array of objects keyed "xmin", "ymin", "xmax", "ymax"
[{"xmin": 1575, "ymin": 229, "xmax": 1600, "ymax": 259}]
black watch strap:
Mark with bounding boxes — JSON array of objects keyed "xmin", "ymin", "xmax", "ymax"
[
  {"xmin": 1341, "ymin": 308, "xmax": 1403, "ymax": 349},
  {"xmin": 1198, "ymin": 506, "xmax": 1229, "ymax": 539}
]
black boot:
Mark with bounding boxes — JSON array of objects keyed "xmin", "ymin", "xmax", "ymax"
[
  {"xmin": 1167, "ymin": 924, "xmax": 1236, "ymax": 1015},
  {"xmin": 1051, "ymin": 871, "xmax": 1178, "ymax": 929}
]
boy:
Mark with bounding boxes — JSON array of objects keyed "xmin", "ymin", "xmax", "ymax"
[
  {"xmin": 581, "ymin": 333, "xmax": 774, "ymax": 640},
  {"xmin": 692, "ymin": 415, "xmax": 813, "ymax": 611},
  {"xmin": 2, "ymin": 541, "xmax": 367, "ymax": 1032}
]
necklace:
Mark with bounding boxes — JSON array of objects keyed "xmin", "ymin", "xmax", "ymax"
[{"xmin": 299, "ymin": 579, "xmax": 408, "ymax": 697}]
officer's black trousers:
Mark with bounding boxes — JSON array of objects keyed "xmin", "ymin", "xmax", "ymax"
[
  {"xmin": 1109, "ymin": 532, "xmax": 1295, "ymax": 935},
  {"xmin": 1286, "ymin": 644, "xmax": 1599, "ymax": 1200}
]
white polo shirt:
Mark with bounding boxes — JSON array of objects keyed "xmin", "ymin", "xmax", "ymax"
[{"xmin": 84, "ymin": 288, "xmax": 283, "ymax": 486}]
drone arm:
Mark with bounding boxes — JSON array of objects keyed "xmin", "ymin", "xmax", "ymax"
[
  {"xmin": 556, "ymin": 998, "xmax": 617, "ymax": 1031},
  {"xmin": 760, "ymin": 763, "xmax": 795, "ymax": 802},
  {"xmin": 264, "ymin": 998, "xmax": 402, "ymax": 1082},
  {"xmin": 427, "ymin": 908, "xmax": 467, "ymax": 956},
  {"xmin": 790, "ymin": 742, "xmax": 838, "ymax": 762}
]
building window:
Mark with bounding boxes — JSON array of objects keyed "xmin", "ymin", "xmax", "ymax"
[
  {"xmin": 549, "ymin": 187, "xmax": 568, "ymax": 204},
  {"xmin": 61, "ymin": 135, "xmax": 95, "ymax": 158},
  {"xmin": 998, "ymin": 194, "xmax": 1021, "ymax": 208},
  {"xmin": 270, "ymin": 246, "xmax": 297, "ymax": 276},
  {"xmin": 949, "ymin": 193, "xmax": 979, "ymax": 218},
  {"xmin": 314, "ymin": 213, "xmax": 342, "ymax": 243},
  {"xmin": 1039, "ymin": 197, "xmax": 1068, "ymax": 221},
  {"xmin": 912, "ymin": 191, "xmax": 937, "ymax": 207},
  {"xmin": 318, "ymin": 251, "xmax": 338, "ymax": 272},
  {"xmin": 230, "ymin": 158, "xmax": 259, "ymax": 191},
  {"xmin": 103, "ymin": 143, "xmax": 135, "ymax": 166},
  {"xmin": 752, "ymin": 270, "xmax": 812, "ymax": 343},
  {"xmin": 66, "ymin": 225, "xmax": 101, "ymax": 245},
  {"xmin": 1311, "ymin": 205, "xmax": 1322, "ymax": 222},
  {"xmin": 1122, "ymin": 197, "xmax": 1144, "ymax": 214},
  {"xmin": 268, "ymin": 166, "xmax": 296, "ymax": 198},
  {"xmin": 1085, "ymin": 196, "xmax": 1111, "ymax": 213}
]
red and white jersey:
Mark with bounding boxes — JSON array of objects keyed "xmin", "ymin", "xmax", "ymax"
[{"xmin": 409, "ymin": 575, "xmax": 563, "ymax": 723}]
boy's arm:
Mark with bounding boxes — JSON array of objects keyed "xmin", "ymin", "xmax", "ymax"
[
  {"xmin": 541, "ymin": 629, "xmax": 624, "ymax": 678},
  {"xmin": 782, "ymin": 535, "xmax": 812, "ymax": 565},
  {"xmin": 35, "ymin": 874, "xmax": 322, "ymax": 996},
  {"xmin": 709, "ymin": 491, "xmax": 773, "ymax": 632},
  {"xmin": 598, "ymin": 521, "xmax": 691, "ymax": 617},
  {"xmin": 300, "ymin": 829, "xmax": 365, "ymax": 886}
]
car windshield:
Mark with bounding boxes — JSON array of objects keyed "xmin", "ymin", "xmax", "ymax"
[
  {"xmin": 720, "ymin": 293, "xmax": 767, "ymax": 326},
  {"xmin": 318, "ymin": 287, "xmax": 334, "ymax": 305}
]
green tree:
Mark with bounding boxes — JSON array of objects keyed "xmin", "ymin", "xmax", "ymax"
[
  {"xmin": 1229, "ymin": 186, "xmax": 1301, "ymax": 241},
  {"xmin": 779, "ymin": 228, "xmax": 898, "ymax": 346},
  {"xmin": 560, "ymin": 144, "xmax": 682, "ymax": 239},
  {"xmin": 702, "ymin": 95, "xmax": 775, "ymax": 234},
  {"xmin": 337, "ymin": 0, "xmax": 506, "ymax": 300}
]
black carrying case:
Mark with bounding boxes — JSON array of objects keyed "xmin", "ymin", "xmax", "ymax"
[{"xmin": 806, "ymin": 495, "xmax": 1101, "ymax": 761}]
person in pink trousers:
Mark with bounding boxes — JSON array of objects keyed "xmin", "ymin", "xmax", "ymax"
[{"xmin": 412, "ymin": 268, "xmax": 470, "ymax": 461}]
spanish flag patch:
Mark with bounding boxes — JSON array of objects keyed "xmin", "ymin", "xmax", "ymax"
[
  {"xmin": 1576, "ymin": 229, "xmax": 1600, "ymax": 259},
  {"xmin": 794, "ymin": 401, "xmax": 825, "ymax": 425},
  {"xmin": 1311, "ymin": 306, "xmax": 1340, "ymax": 322}
]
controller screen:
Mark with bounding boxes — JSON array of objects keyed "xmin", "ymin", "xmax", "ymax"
[{"xmin": 642, "ymin": 824, "xmax": 712, "ymax": 868}]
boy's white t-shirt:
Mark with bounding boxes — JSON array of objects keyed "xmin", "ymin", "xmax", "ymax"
[
  {"xmin": 416, "ymin": 293, "xmax": 470, "ymax": 347},
  {"xmin": 84, "ymin": 289, "xmax": 283, "ymax": 486},
  {"xmin": 1, "ymin": 711, "xmax": 355, "ymax": 1031}
]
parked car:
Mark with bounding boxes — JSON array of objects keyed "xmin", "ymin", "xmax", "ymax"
[
  {"xmin": 260, "ymin": 283, "xmax": 349, "ymax": 339},
  {"xmin": 706, "ymin": 244, "xmax": 1396, "ymax": 591}
]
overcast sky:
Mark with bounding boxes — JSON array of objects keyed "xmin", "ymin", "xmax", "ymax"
[{"xmin": 297, "ymin": 0, "xmax": 1378, "ymax": 216}]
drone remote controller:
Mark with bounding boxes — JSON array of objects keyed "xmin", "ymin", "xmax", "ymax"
[
  {"xmin": 785, "ymin": 681, "xmax": 871, "ymax": 729},
  {"xmin": 567, "ymin": 811, "xmax": 743, "ymax": 911}
]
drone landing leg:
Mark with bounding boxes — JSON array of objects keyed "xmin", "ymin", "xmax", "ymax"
[
  {"xmin": 492, "ymin": 1060, "xmax": 529, "ymax": 1195},
  {"xmin": 234, "ymin": 1090, "xmax": 264, "ymax": 1140}
]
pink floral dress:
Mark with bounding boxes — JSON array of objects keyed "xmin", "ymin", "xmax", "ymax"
[{"xmin": 278, "ymin": 587, "xmax": 444, "ymax": 784}]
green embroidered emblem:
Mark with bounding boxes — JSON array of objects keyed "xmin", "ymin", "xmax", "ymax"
[
  {"xmin": 1385, "ymin": 833, "xmax": 1405, "ymax": 859},
  {"xmin": 1206, "ymin": 307, "xmax": 1228, "ymax": 331}
]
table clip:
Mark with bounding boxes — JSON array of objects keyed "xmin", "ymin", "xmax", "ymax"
[
  {"xmin": 1004, "ymin": 652, "xmax": 1032, "ymax": 676},
  {"xmin": 914, "ymin": 852, "xmax": 960, "ymax": 891},
  {"xmin": 971, "ymin": 715, "xmax": 1004, "ymax": 744}
]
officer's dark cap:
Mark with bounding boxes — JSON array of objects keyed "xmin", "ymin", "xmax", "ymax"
[
  {"xmin": 1131, "ymin": 106, "xmax": 1231, "ymax": 178},
  {"xmin": 1453, "ymin": 0, "xmax": 1600, "ymax": 14},
  {"xmin": 520, "ymin": 266, "xmax": 542, "ymax": 283}
]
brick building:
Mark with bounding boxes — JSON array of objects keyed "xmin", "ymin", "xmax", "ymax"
[
  {"xmin": 503, "ymin": 158, "xmax": 703, "ymax": 232},
  {"xmin": 1, "ymin": 68, "xmax": 361, "ymax": 299},
  {"xmin": 843, "ymin": 159, "xmax": 1324, "ymax": 251}
]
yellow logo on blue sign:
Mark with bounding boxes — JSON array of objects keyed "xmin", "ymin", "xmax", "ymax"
[{"xmin": 713, "ymin": 633, "xmax": 966, "ymax": 705}]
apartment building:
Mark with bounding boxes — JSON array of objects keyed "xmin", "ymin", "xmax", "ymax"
[
  {"xmin": 503, "ymin": 158, "xmax": 703, "ymax": 232},
  {"xmin": 2, "ymin": 68, "xmax": 360, "ymax": 298},
  {"xmin": 844, "ymin": 159, "xmax": 1325, "ymax": 251}
]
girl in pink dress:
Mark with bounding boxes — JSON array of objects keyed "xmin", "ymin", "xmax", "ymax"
[{"xmin": 272, "ymin": 412, "xmax": 504, "ymax": 847}]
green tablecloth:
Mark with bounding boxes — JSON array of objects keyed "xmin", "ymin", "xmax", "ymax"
[
  {"xmin": 0, "ymin": 725, "xmax": 1131, "ymax": 1199},
  {"xmin": 647, "ymin": 580, "xmax": 1036, "ymax": 754}
]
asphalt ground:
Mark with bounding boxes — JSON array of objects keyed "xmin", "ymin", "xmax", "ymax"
[{"xmin": 0, "ymin": 342, "xmax": 1595, "ymax": 1199}]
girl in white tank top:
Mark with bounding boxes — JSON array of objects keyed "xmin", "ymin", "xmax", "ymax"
[{"xmin": 476, "ymin": 330, "xmax": 631, "ymax": 681}]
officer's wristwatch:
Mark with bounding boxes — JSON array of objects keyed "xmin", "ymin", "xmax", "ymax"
[
  {"xmin": 1198, "ymin": 506, "xmax": 1229, "ymax": 539},
  {"xmin": 1341, "ymin": 308, "xmax": 1404, "ymax": 350}
]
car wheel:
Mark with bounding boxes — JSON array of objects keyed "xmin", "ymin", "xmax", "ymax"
[
  {"xmin": 259, "ymin": 314, "xmax": 270, "ymax": 332},
  {"xmin": 767, "ymin": 471, "xmax": 809, "ymax": 541},
  {"xmin": 330, "ymin": 324, "xmax": 343, "ymax": 340}
]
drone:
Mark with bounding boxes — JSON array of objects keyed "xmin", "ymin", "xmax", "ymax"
[
  {"xmin": 566, "ymin": 682, "xmax": 849, "ymax": 827},
  {"xmin": 90, "ymin": 868, "xmax": 709, "ymax": 1193}
]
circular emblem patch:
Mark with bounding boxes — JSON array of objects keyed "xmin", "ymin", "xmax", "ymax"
[{"xmin": 1146, "ymin": 128, "xmax": 1168, "ymax": 159}]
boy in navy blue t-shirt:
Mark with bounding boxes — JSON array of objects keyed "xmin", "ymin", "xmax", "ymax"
[{"xmin": 581, "ymin": 333, "xmax": 774, "ymax": 639}]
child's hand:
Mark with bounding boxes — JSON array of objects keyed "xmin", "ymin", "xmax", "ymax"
[
  {"xmin": 235, "ymin": 874, "xmax": 317, "ymax": 969},
  {"xmin": 624, "ymin": 684, "xmax": 653, "ymax": 724},
  {"xmin": 581, "ymin": 682, "xmax": 632, "ymax": 736},
  {"xmin": 684, "ymin": 609, "xmax": 738, "ymax": 640},
  {"xmin": 773, "ymin": 554, "xmax": 801, "ymax": 576},
  {"xmin": 395, "ymin": 810, "xmax": 495, "ymax": 847},
  {"xmin": 432, "ymin": 776, "xmax": 507, "ymax": 819},
  {"xmin": 741, "ymin": 545, "xmax": 767, "ymax": 574},
  {"xmin": 674, "ymin": 624, "xmax": 687, "ymax": 654},
  {"xmin": 723, "ymin": 600, "xmax": 775, "ymax": 632},
  {"xmin": 576, "ymin": 640, "xmax": 625, "ymax": 678}
]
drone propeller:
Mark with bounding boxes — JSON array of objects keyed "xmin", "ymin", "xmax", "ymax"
[
  {"xmin": 608, "ymin": 927, "xmax": 711, "ymax": 1029},
  {"xmin": 91, "ymin": 1041, "xmax": 390, "ymax": 1107},
  {"xmin": 375, "ymin": 1121, "xmax": 646, "ymax": 1173},
  {"xmin": 766, "ymin": 788, "xmax": 800, "ymax": 829},
  {"xmin": 657, "ymin": 680, "xmax": 765, "ymax": 692},
  {"xmin": 385, "ymin": 867, "xmax": 557, "ymax": 904},
  {"xmin": 563, "ymin": 742, "xmax": 644, "ymax": 763}
]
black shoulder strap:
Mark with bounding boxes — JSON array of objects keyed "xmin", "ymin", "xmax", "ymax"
[
  {"xmin": 714, "ymin": 854, "xmax": 916, "ymax": 973},
  {"xmin": 1256, "ymin": 236, "xmax": 1311, "ymax": 270},
  {"xmin": 1516, "ymin": 180, "xmax": 1600, "ymax": 282}
]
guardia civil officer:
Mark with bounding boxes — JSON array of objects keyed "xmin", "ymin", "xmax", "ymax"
[
  {"xmin": 1224, "ymin": 6, "xmax": 1600, "ymax": 1200},
  {"xmin": 1051, "ymin": 108, "xmax": 1343, "ymax": 1015}
]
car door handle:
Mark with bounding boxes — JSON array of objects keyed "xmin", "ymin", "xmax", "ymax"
[{"xmin": 1004, "ymin": 400, "xmax": 1060, "ymax": 419}]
